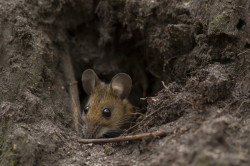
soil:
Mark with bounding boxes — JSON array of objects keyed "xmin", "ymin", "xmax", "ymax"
[{"xmin": 0, "ymin": 0, "xmax": 250, "ymax": 165}]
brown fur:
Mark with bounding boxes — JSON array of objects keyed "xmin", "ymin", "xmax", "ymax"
[{"xmin": 81, "ymin": 82, "xmax": 133, "ymax": 138}]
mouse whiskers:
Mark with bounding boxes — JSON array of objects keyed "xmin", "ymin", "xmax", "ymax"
[{"xmin": 77, "ymin": 120, "xmax": 85, "ymax": 128}]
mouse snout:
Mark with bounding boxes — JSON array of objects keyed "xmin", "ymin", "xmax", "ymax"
[
  {"xmin": 82, "ymin": 123, "xmax": 99, "ymax": 139},
  {"xmin": 83, "ymin": 123, "xmax": 108, "ymax": 139},
  {"xmin": 82, "ymin": 123, "xmax": 117, "ymax": 139}
]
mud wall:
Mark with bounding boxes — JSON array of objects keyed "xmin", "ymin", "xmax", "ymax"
[{"xmin": 0, "ymin": 0, "xmax": 249, "ymax": 165}]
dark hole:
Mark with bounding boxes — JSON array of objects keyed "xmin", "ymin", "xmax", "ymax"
[
  {"xmin": 245, "ymin": 42, "xmax": 250, "ymax": 49},
  {"xmin": 67, "ymin": 30, "xmax": 75, "ymax": 37},
  {"xmin": 103, "ymin": 131, "xmax": 121, "ymax": 138},
  {"xmin": 66, "ymin": 23, "xmax": 162, "ymax": 108},
  {"xmin": 236, "ymin": 19, "xmax": 245, "ymax": 30}
]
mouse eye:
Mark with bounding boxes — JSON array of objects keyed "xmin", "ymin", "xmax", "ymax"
[
  {"xmin": 102, "ymin": 108, "xmax": 111, "ymax": 118},
  {"xmin": 83, "ymin": 106, "xmax": 90, "ymax": 114}
]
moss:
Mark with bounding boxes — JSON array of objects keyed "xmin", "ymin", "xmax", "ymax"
[
  {"xmin": 195, "ymin": 162, "xmax": 209, "ymax": 166},
  {"xmin": 0, "ymin": 140, "xmax": 23, "ymax": 166},
  {"xmin": 194, "ymin": 157, "xmax": 229, "ymax": 166},
  {"xmin": 0, "ymin": 119, "xmax": 18, "ymax": 166},
  {"xmin": 30, "ymin": 69, "xmax": 39, "ymax": 85},
  {"xmin": 1, "ymin": 150, "xmax": 19, "ymax": 166},
  {"xmin": 30, "ymin": 66, "xmax": 42, "ymax": 86},
  {"xmin": 0, "ymin": 119, "xmax": 11, "ymax": 152},
  {"xmin": 208, "ymin": 11, "xmax": 231, "ymax": 35}
]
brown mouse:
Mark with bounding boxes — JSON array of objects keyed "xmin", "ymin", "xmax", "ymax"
[{"xmin": 81, "ymin": 69, "xmax": 133, "ymax": 139}]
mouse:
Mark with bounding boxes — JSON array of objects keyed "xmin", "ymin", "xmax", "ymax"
[{"xmin": 81, "ymin": 69, "xmax": 134, "ymax": 139}]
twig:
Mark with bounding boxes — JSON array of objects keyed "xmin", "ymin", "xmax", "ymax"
[
  {"xmin": 62, "ymin": 51, "xmax": 81, "ymax": 133},
  {"xmin": 124, "ymin": 83, "xmax": 176, "ymax": 134},
  {"xmin": 161, "ymin": 81, "xmax": 168, "ymax": 89},
  {"xmin": 140, "ymin": 97, "xmax": 147, "ymax": 100},
  {"xmin": 237, "ymin": 49, "xmax": 250, "ymax": 56},
  {"xmin": 140, "ymin": 97, "xmax": 154, "ymax": 101},
  {"xmin": 123, "ymin": 103, "xmax": 173, "ymax": 134},
  {"xmin": 161, "ymin": 81, "xmax": 176, "ymax": 97},
  {"xmin": 236, "ymin": 99, "xmax": 250, "ymax": 112},
  {"xmin": 77, "ymin": 130, "xmax": 167, "ymax": 144}
]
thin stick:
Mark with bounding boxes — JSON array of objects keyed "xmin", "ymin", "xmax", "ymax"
[
  {"xmin": 62, "ymin": 51, "xmax": 81, "ymax": 133},
  {"xmin": 237, "ymin": 49, "xmax": 250, "ymax": 56},
  {"xmin": 161, "ymin": 81, "xmax": 168, "ymax": 89},
  {"xmin": 123, "ymin": 103, "xmax": 173, "ymax": 134},
  {"xmin": 77, "ymin": 130, "xmax": 167, "ymax": 144},
  {"xmin": 161, "ymin": 81, "xmax": 176, "ymax": 97}
]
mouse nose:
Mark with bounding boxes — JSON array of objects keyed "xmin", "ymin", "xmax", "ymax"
[{"xmin": 83, "ymin": 124, "xmax": 100, "ymax": 139}]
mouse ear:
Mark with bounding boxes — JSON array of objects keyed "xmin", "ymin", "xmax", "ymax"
[
  {"xmin": 111, "ymin": 73, "xmax": 132, "ymax": 99},
  {"xmin": 81, "ymin": 69, "xmax": 101, "ymax": 95}
]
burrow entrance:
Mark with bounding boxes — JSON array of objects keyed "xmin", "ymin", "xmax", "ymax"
[
  {"xmin": 46, "ymin": 1, "xmax": 197, "ymax": 132},
  {"xmin": 65, "ymin": 22, "xmax": 163, "ymax": 108}
]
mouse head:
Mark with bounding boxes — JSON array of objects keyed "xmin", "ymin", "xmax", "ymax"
[{"xmin": 81, "ymin": 69, "xmax": 133, "ymax": 138}]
